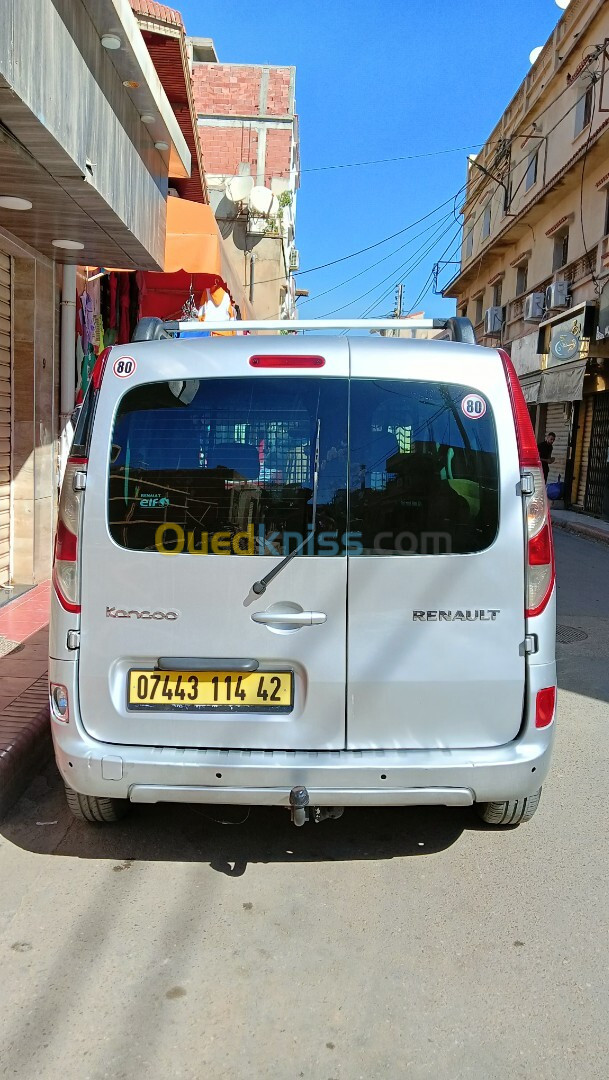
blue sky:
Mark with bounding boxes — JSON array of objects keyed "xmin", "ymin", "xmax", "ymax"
[{"xmin": 180, "ymin": 0, "xmax": 564, "ymax": 319}]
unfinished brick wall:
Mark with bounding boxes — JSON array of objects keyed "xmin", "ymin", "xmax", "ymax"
[
  {"xmin": 193, "ymin": 63, "xmax": 295, "ymax": 183},
  {"xmin": 192, "ymin": 64, "xmax": 293, "ymax": 117}
]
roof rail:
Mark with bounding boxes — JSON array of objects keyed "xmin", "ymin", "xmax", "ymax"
[{"xmin": 132, "ymin": 316, "xmax": 476, "ymax": 343}]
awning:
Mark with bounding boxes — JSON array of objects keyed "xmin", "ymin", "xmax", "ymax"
[
  {"xmin": 537, "ymin": 359, "xmax": 586, "ymax": 404},
  {"xmin": 140, "ymin": 195, "xmax": 251, "ymax": 319},
  {"xmin": 520, "ymin": 373, "xmax": 541, "ymax": 403}
]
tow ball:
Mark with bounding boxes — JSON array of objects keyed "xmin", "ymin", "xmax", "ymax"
[{"xmin": 289, "ymin": 786, "xmax": 344, "ymax": 827}]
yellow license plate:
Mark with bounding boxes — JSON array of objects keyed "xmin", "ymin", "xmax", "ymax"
[{"xmin": 127, "ymin": 669, "xmax": 293, "ymax": 711}]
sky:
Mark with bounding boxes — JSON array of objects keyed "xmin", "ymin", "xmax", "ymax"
[{"xmin": 179, "ymin": 0, "xmax": 566, "ymax": 321}]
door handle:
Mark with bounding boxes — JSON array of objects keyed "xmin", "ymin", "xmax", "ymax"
[{"xmin": 251, "ymin": 611, "xmax": 327, "ymax": 627}]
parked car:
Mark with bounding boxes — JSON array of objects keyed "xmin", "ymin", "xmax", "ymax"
[{"xmin": 49, "ymin": 321, "xmax": 556, "ymax": 827}]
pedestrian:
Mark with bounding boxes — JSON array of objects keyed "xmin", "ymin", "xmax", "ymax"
[{"xmin": 537, "ymin": 431, "xmax": 556, "ymax": 482}]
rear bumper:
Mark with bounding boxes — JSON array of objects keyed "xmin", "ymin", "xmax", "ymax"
[{"xmin": 50, "ymin": 659, "xmax": 556, "ymax": 808}]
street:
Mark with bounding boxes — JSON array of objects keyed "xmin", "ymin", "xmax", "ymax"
[{"xmin": 0, "ymin": 529, "xmax": 608, "ymax": 1080}]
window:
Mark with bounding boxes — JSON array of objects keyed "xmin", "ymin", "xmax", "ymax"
[
  {"xmin": 575, "ymin": 85, "xmax": 593, "ymax": 137},
  {"xmin": 475, "ymin": 295, "xmax": 484, "ymax": 324},
  {"xmin": 553, "ymin": 230, "xmax": 569, "ymax": 271},
  {"xmin": 107, "ymin": 377, "xmax": 500, "ymax": 559},
  {"xmin": 482, "ymin": 203, "xmax": 492, "ymax": 239},
  {"xmin": 515, "ymin": 262, "xmax": 529, "ymax": 296},
  {"xmin": 349, "ymin": 380, "xmax": 499, "ymax": 556},
  {"xmin": 492, "ymin": 280, "xmax": 503, "ymax": 307},
  {"xmin": 109, "ymin": 378, "xmax": 349, "ymax": 556},
  {"xmin": 465, "ymin": 222, "xmax": 474, "ymax": 258},
  {"xmin": 525, "ymin": 150, "xmax": 539, "ymax": 191},
  {"xmin": 460, "ymin": 306, "xmax": 468, "ymax": 319}
]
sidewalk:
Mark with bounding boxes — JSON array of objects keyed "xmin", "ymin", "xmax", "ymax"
[
  {"xmin": 551, "ymin": 508, "xmax": 609, "ymax": 547},
  {"xmin": 0, "ymin": 581, "xmax": 51, "ymax": 818}
]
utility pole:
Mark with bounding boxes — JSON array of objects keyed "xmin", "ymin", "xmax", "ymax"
[{"xmin": 391, "ymin": 283, "xmax": 403, "ymax": 337}]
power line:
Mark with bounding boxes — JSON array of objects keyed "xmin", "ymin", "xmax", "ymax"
[
  {"xmin": 298, "ymin": 208, "xmax": 456, "ymax": 309},
  {"xmin": 320, "ymin": 215, "xmax": 458, "ymax": 319},
  {"xmin": 302, "ymin": 142, "xmax": 483, "ymax": 173}
]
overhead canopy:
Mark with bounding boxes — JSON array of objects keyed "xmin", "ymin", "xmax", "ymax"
[
  {"xmin": 140, "ymin": 196, "xmax": 251, "ymax": 319},
  {"xmin": 519, "ymin": 360, "xmax": 587, "ymax": 404},
  {"xmin": 538, "ymin": 359, "xmax": 586, "ymax": 404}
]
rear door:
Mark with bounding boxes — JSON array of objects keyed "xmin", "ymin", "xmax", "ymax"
[
  {"xmin": 78, "ymin": 336, "xmax": 349, "ymax": 751},
  {"xmin": 346, "ymin": 338, "xmax": 526, "ymax": 750}
]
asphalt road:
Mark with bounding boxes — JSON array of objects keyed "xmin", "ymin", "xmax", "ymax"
[{"xmin": 1, "ymin": 529, "xmax": 608, "ymax": 1080}]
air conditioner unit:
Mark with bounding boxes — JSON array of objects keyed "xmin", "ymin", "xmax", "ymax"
[
  {"xmin": 545, "ymin": 281, "xmax": 570, "ymax": 311},
  {"xmin": 524, "ymin": 292, "xmax": 545, "ymax": 322},
  {"xmin": 289, "ymin": 248, "xmax": 300, "ymax": 272},
  {"xmin": 484, "ymin": 306, "xmax": 503, "ymax": 336}
]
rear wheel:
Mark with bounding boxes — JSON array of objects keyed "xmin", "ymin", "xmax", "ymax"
[
  {"xmin": 65, "ymin": 785, "xmax": 129, "ymax": 824},
  {"xmin": 476, "ymin": 788, "xmax": 542, "ymax": 826}
]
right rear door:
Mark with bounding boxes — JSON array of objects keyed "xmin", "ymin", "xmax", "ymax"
[{"xmin": 346, "ymin": 339, "xmax": 526, "ymax": 751}]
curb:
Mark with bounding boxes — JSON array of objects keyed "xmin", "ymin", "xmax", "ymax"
[
  {"xmin": 552, "ymin": 517, "xmax": 609, "ymax": 547},
  {"xmin": 0, "ymin": 677, "xmax": 52, "ymax": 820}
]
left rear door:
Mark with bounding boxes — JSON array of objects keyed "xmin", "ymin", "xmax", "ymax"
[{"xmin": 78, "ymin": 337, "xmax": 350, "ymax": 751}]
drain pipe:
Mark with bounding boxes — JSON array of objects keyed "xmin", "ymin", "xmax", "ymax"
[{"xmin": 59, "ymin": 263, "xmax": 77, "ymax": 484}]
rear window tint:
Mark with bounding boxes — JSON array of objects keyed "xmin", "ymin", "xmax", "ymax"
[
  {"xmin": 107, "ymin": 377, "xmax": 498, "ymax": 557},
  {"xmin": 108, "ymin": 377, "xmax": 349, "ymax": 555},
  {"xmin": 349, "ymin": 379, "xmax": 498, "ymax": 555}
]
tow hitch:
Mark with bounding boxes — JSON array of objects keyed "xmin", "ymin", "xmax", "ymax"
[{"xmin": 289, "ymin": 786, "xmax": 344, "ymax": 827}]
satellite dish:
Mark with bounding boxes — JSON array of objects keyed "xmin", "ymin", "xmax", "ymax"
[
  {"xmin": 249, "ymin": 186, "xmax": 278, "ymax": 217},
  {"xmin": 529, "ymin": 46, "xmax": 543, "ymax": 64},
  {"xmin": 225, "ymin": 175, "xmax": 254, "ymax": 204},
  {"xmin": 555, "ymin": 0, "xmax": 571, "ymax": 9}
]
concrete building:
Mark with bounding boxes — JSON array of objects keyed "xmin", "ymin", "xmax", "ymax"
[
  {"xmin": 0, "ymin": 0, "xmax": 191, "ymax": 592},
  {"xmin": 444, "ymin": 0, "xmax": 609, "ymax": 519},
  {"xmin": 192, "ymin": 55, "xmax": 300, "ymax": 321}
]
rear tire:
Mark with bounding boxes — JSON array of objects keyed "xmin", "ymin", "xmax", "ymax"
[
  {"xmin": 65, "ymin": 785, "xmax": 129, "ymax": 824},
  {"xmin": 476, "ymin": 788, "xmax": 542, "ymax": 826}
]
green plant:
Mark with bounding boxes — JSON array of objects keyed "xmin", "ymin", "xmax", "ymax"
[{"xmin": 278, "ymin": 190, "xmax": 292, "ymax": 208}]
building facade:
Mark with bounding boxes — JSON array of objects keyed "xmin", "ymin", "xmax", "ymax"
[
  {"xmin": 0, "ymin": 0, "xmax": 191, "ymax": 592},
  {"xmin": 444, "ymin": 0, "xmax": 609, "ymax": 519},
  {"xmin": 192, "ymin": 56, "xmax": 300, "ymax": 320}
]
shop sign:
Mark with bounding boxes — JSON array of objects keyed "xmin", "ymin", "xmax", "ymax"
[{"xmin": 545, "ymin": 303, "xmax": 596, "ymax": 367}]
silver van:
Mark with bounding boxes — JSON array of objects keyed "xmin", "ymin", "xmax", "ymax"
[{"xmin": 49, "ymin": 318, "xmax": 557, "ymax": 828}]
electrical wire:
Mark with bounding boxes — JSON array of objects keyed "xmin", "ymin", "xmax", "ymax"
[
  {"xmin": 301, "ymin": 142, "xmax": 484, "ymax": 173},
  {"xmin": 320, "ymin": 214, "xmax": 458, "ymax": 319},
  {"xmin": 298, "ymin": 208, "xmax": 456, "ymax": 309}
]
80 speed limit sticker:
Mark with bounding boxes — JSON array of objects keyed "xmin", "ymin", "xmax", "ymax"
[
  {"xmin": 461, "ymin": 392, "xmax": 486, "ymax": 419},
  {"xmin": 113, "ymin": 357, "xmax": 137, "ymax": 378}
]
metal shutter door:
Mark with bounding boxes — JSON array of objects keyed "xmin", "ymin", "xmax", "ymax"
[
  {"xmin": 545, "ymin": 403, "xmax": 569, "ymax": 484},
  {"xmin": 0, "ymin": 252, "xmax": 11, "ymax": 586},
  {"xmin": 584, "ymin": 391, "xmax": 609, "ymax": 516},
  {"xmin": 575, "ymin": 395, "xmax": 594, "ymax": 508}
]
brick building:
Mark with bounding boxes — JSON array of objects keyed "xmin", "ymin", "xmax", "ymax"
[{"xmin": 192, "ymin": 55, "xmax": 300, "ymax": 320}]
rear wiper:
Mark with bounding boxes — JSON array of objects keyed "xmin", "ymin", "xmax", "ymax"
[{"xmin": 252, "ymin": 419, "xmax": 321, "ymax": 596}]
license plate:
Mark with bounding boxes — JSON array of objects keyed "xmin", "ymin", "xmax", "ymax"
[{"xmin": 127, "ymin": 669, "xmax": 294, "ymax": 711}]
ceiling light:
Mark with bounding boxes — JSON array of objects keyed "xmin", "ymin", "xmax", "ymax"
[
  {"xmin": 155, "ymin": 141, "xmax": 170, "ymax": 151},
  {"xmin": 141, "ymin": 113, "xmax": 156, "ymax": 124},
  {"xmin": 52, "ymin": 239, "xmax": 85, "ymax": 251},
  {"xmin": 123, "ymin": 79, "xmax": 140, "ymax": 89},
  {"xmin": 101, "ymin": 34, "xmax": 121, "ymax": 49},
  {"xmin": 0, "ymin": 196, "xmax": 32, "ymax": 210}
]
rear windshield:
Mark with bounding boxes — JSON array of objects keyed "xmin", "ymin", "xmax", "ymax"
[{"xmin": 108, "ymin": 377, "xmax": 498, "ymax": 556}]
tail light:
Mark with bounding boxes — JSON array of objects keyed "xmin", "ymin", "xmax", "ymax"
[
  {"xmin": 53, "ymin": 347, "xmax": 112, "ymax": 613},
  {"xmin": 499, "ymin": 350, "xmax": 555, "ymax": 618},
  {"xmin": 535, "ymin": 686, "xmax": 556, "ymax": 729},
  {"xmin": 53, "ymin": 457, "xmax": 86, "ymax": 613}
]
